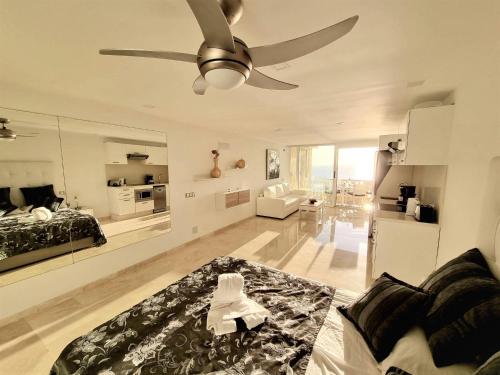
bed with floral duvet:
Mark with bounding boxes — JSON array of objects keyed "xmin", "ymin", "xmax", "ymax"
[
  {"xmin": 0, "ymin": 209, "xmax": 106, "ymax": 272},
  {"xmin": 50, "ymin": 257, "xmax": 409, "ymax": 375}
]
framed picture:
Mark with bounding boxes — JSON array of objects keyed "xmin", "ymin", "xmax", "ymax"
[{"xmin": 266, "ymin": 149, "xmax": 280, "ymax": 180}]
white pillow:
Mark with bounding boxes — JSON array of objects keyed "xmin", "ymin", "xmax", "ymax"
[
  {"xmin": 6, "ymin": 205, "xmax": 33, "ymax": 216},
  {"xmin": 263, "ymin": 185, "xmax": 277, "ymax": 198},
  {"xmin": 282, "ymin": 182, "xmax": 290, "ymax": 194},
  {"xmin": 380, "ymin": 327, "xmax": 476, "ymax": 375},
  {"xmin": 275, "ymin": 184, "xmax": 285, "ymax": 197}
]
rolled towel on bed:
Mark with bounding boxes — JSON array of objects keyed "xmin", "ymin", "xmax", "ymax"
[
  {"xmin": 207, "ymin": 273, "xmax": 270, "ymax": 335},
  {"xmin": 32, "ymin": 207, "xmax": 53, "ymax": 221},
  {"xmin": 212, "ymin": 273, "xmax": 245, "ymax": 303}
]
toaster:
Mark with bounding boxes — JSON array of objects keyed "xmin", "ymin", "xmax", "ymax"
[{"xmin": 416, "ymin": 204, "xmax": 437, "ymax": 223}]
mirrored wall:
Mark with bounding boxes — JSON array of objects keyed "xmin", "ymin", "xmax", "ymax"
[{"xmin": 0, "ymin": 107, "xmax": 171, "ymax": 285}]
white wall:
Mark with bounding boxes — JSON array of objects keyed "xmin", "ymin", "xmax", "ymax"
[
  {"xmin": 436, "ymin": 35, "xmax": 500, "ymax": 265},
  {"xmin": 0, "ymin": 118, "xmax": 65, "ymax": 206},
  {"xmin": 105, "ymin": 163, "xmax": 168, "ymax": 186},
  {"xmin": 0, "ymin": 119, "xmax": 289, "ymax": 319},
  {"xmin": 376, "ymin": 165, "xmax": 414, "ymax": 199},
  {"xmin": 60, "ymin": 131, "xmax": 110, "ymax": 217}
]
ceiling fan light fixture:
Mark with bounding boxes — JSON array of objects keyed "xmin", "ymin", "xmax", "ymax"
[
  {"xmin": 204, "ymin": 68, "xmax": 246, "ymax": 90},
  {"xmin": 0, "ymin": 121, "xmax": 16, "ymax": 141}
]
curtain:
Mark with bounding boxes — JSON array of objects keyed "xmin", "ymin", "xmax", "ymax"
[{"xmin": 290, "ymin": 146, "xmax": 313, "ymax": 190}]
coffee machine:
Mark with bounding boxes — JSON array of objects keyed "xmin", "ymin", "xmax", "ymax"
[
  {"xmin": 144, "ymin": 174, "xmax": 154, "ymax": 185},
  {"xmin": 397, "ymin": 184, "xmax": 416, "ymax": 212}
]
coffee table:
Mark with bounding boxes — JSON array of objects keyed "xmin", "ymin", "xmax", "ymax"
[{"xmin": 299, "ymin": 200, "xmax": 325, "ymax": 224}]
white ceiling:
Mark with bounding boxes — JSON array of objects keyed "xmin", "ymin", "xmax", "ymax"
[{"xmin": 0, "ymin": 0, "xmax": 497, "ymax": 145}]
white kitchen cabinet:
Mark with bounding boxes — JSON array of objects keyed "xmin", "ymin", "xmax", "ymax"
[
  {"xmin": 145, "ymin": 146, "xmax": 168, "ymax": 165},
  {"xmin": 108, "ymin": 187, "xmax": 135, "ymax": 218},
  {"xmin": 135, "ymin": 200, "xmax": 154, "ymax": 213},
  {"xmin": 403, "ymin": 105, "xmax": 454, "ymax": 165},
  {"xmin": 126, "ymin": 144, "xmax": 146, "ymax": 155},
  {"xmin": 372, "ymin": 218, "xmax": 440, "ymax": 285},
  {"xmin": 389, "ymin": 149, "xmax": 407, "ymax": 166},
  {"xmin": 105, "ymin": 142, "xmax": 127, "ymax": 165}
]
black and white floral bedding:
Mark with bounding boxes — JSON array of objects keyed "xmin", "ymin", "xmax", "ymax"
[
  {"xmin": 0, "ymin": 209, "xmax": 106, "ymax": 260},
  {"xmin": 51, "ymin": 256, "xmax": 334, "ymax": 375}
]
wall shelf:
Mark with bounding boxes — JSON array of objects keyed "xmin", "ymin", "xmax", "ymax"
[{"xmin": 193, "ymin": 167, "xmax": 248, "ymax": 181}]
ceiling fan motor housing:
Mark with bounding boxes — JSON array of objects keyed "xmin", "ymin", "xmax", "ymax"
[{"xmin": 197, "ymin": 38, "xmax": 253, "ymax": 81}]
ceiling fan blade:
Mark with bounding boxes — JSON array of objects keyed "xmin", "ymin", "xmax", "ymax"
[
  {"xmin": 99, "ymin": 49, "xmax": 197, "ymax": 63},
  {"xmin": 249, "ymin": 15, "xmax": 359, "ymax": 67},
  {"xmin": 186, "ymin": 0, "xmax": 235, "ymax": 52},
  {"xmin": 246, "ymin": 69, "xmax": 298, "ymax": 90},
  {"xmin": 192, "ymin": 75, "xmax": 209, "ymax": 95}
]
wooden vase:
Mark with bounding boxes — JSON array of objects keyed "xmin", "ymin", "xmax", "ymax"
[
  {"xmin": 211, "ymin": 158, "xmax": 221, "ymax": 178},
  {"xmin": 235, "ymin": 159, "xmax": 246, "ymax": 169}
]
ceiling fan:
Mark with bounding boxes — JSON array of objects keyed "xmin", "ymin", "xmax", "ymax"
[
  {"xmin": 99, "ymin": 0, "xmax": 359, "ymax": 95},
  {"xmin": 0, "ymin": 118, "xmax": 38, "ymax": 142}
]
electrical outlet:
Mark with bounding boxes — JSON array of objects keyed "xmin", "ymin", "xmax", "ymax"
[
  {"xmin": 185, "ymin": 192, "xmax": 196, "ymax": 198},
  {"xmin": 192, "ymin": 226, "xmax": 198, "ymax": 234}
]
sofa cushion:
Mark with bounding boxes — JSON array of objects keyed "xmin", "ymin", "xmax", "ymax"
[
  {"xmin": 282, "ymin": 196, "xmax": 299, "ymax": 207},
  {"xmin": 282, "ymin": 182, "xmax": 290, "ymax": 194},
  {"xmin": 263, "ymin": 185, "xmax": 277, "ymax": 198},
  {"xmin": 275, "ymin": 184, "xmax": 285, "ymax": 197}
]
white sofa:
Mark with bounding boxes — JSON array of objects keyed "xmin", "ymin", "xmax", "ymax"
[{"xmin": 256, "ymin": 182, "xmax": 308, "ymax": 219}]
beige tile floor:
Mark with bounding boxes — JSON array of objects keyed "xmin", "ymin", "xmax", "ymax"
[{"xmin": 0, "ymin": 206, "xmax": 371, "ymax": 375}]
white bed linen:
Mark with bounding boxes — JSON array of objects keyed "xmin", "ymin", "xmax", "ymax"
[{"xmin": 306, "ymin": 289, "xmax": 381, "ymax": 375}]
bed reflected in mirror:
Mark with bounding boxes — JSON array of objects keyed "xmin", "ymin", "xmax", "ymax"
[
  {"xmin": 58, "ymin": 118, "xmax": 171, "ymax": 263},
  {"xmin": 0, "ymin": 109, "xmax": 74, "ymax": 285},
  {"xmin": 0, "ymin": 108, "xmax": 171, "ymax": 286}
]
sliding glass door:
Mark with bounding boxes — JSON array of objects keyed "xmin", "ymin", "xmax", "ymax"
[
  {"xmin": 290, "ymin": 145, "xmax": 336, "ymax": 206},
  {"xmin": 336, "ymin": 147, "xmax": 377, "ymax": 207},
  {"xmin": 290, "ymin": 145, "xmax": 377, "ymax": 208}
]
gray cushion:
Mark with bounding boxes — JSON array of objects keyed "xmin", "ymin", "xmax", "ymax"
[
  {"xmin": 420, "ymin": 248, "xmax": 500, "ymax": 367},
  {"xmin": 338, "ymin": 272, "xmax": 434, "ymax": 362},
  {"xmin": 474, "ymin": 351, "xmax": 500, "ymax": 375}
]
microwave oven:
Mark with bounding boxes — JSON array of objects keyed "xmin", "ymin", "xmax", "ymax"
[{"xmin": 135, "ymin": 188, "xmax": 153, "ymax": 202}]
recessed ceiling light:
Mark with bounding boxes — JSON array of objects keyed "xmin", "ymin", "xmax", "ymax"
[
  {"xmin": 143, "ymin": 104, "xmax": 155, "ymax": 109},
  {"xmin": 335, "ymin": 121, "xmax": 345, "ymax": 125}
]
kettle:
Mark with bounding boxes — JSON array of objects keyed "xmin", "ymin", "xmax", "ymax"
[{"xmin": 406, "ymin": 197, "xmax": 419, "ymax": 216}]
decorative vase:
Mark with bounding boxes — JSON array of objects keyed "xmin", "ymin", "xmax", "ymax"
[
  {"xmin": 235, "ymin": 159, "xmax": 246, "ymax": 169},
  {"xmin": 211, "ymin": 158, "xmax": 221, "ymax": 178}
]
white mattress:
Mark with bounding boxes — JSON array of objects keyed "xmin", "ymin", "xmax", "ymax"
[{"xmin": 306, "ymin": 289, "xmax": 381, "ymax": 375}]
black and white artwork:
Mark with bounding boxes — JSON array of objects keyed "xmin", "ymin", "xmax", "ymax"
[{"xmin": 266, "ymin": 148, "xmax": 280, "ymax": 180}]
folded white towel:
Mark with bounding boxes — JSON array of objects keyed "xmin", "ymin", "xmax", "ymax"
[
  {"xmin": 32, "ymin": 207, "xmax": 52, "ymax": 221},
  {"xmin": 212, "ymin": 273, "xmax": 245, "ymax": 302},
  {"xmin": 207, "ymin": 273, "xmax": 270, "ymax": 335}
]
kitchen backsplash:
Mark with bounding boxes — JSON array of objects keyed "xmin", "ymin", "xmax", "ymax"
[{"xmin": 105, "ymin": 161, "xmax": 169, "ymax": 185}]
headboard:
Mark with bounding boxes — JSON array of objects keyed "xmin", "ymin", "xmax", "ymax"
[
  {"xmin": 0, "ymin": 161, "xmax": 64, "ymax": 207},
  {"xmin": 491, "ymin": 216, "xmax": 500, "ymax": 280}
]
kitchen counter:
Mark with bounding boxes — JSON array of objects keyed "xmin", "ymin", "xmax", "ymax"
[
  {"xmin": 372, "ymin": 199, "xmax": 439, "ymax": 226},
  {"xmin": 373, "ymin": 207, "xmax": 439, "ymax": 226},
  {"xmin": 107, "ymin": 184, "xmax": 167, "ymax": 189}
]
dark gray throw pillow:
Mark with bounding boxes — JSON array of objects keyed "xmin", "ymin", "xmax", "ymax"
[
  {"xmin": 337, "ymin": 272, "xmax": 434, "ymax": 362},
  {"xmin": 0, "ymin": 187, "xmax": 17, "ymax": 217},
  {"xmin": 20, "ymin": 184, "xmax": 56, "ymax": 208},
  {"xmin": 475, "ymin": 351, "xmax": 500, "ymax": 375},
  {"xmin": 420, "ymin": 248, "xmax": 500, "ymax": 367}
]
